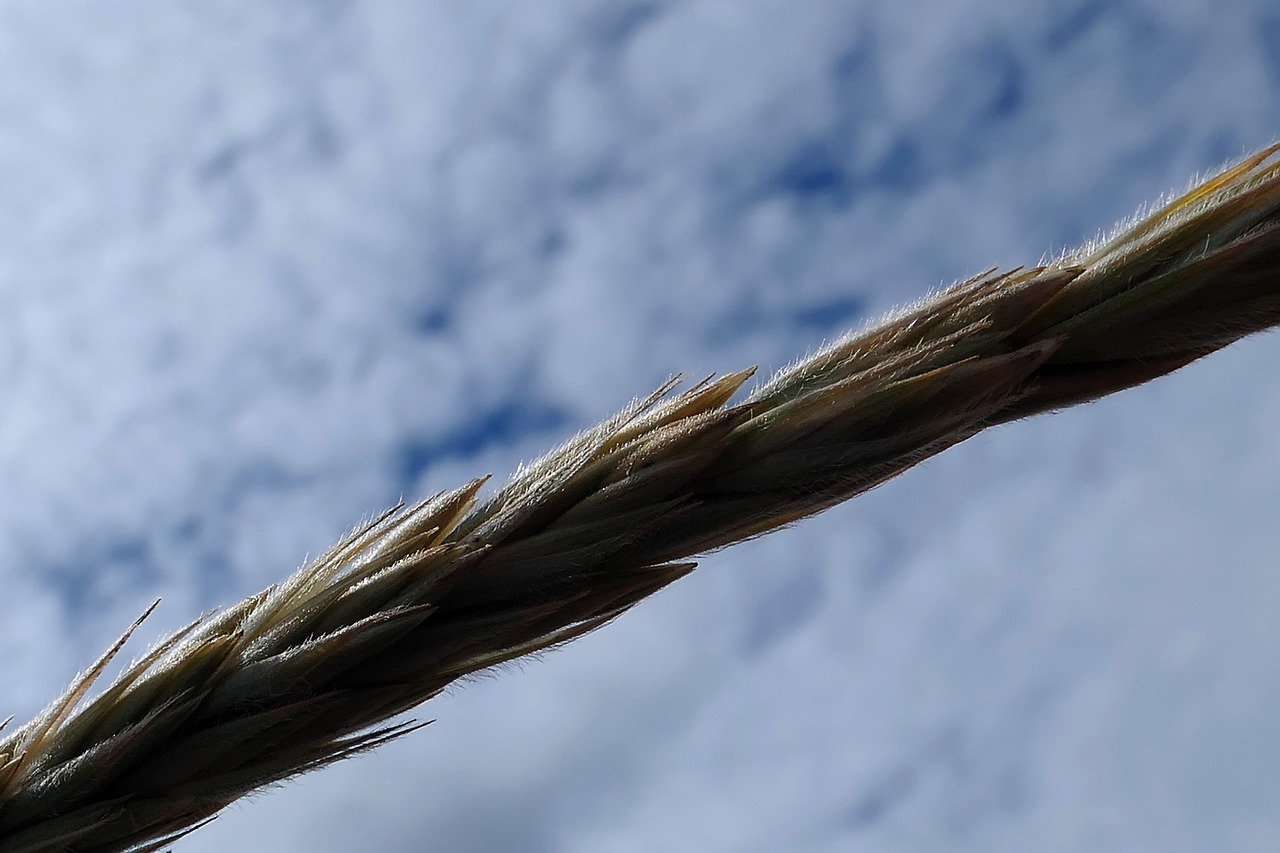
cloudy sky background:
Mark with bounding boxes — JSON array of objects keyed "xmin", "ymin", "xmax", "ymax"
[{"xmin": 1, "ymin": 2, "xmax": 1279, "ymax": 851}]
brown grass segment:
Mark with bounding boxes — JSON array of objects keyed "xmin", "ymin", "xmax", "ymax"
[{"xmin": 3, "ymin": 142, "xmax": 1280, "ymax": 852}]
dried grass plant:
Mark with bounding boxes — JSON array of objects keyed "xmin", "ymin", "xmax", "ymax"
[{"xmin": 3, "ymin": 142, "xmax": 1280, "ymax": 851}]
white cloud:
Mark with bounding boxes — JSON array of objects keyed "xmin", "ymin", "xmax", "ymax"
[{"xmin": 0, "ymin": 1, "xmax": 1278, "ymax": 850}]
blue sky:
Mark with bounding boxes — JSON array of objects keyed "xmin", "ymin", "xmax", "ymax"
[{"xmin": 1, "ymin": 2, "xmax": 1279, "ymax": 851}]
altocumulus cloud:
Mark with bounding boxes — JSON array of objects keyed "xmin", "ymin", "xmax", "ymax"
[{"xmin": 0, "ymin": 2, "xmax": 1278, "ymax": 851}]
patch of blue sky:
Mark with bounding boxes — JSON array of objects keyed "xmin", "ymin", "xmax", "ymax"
[{"xmin": 393, "ymin": 397, "xmax": 573, "ymax": 490}]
